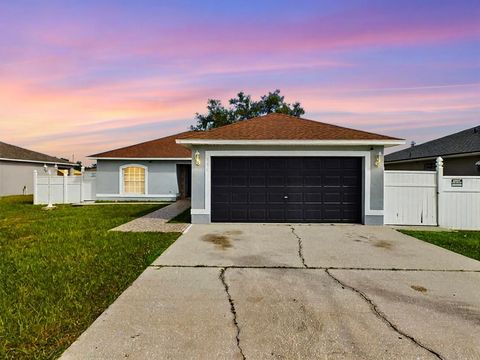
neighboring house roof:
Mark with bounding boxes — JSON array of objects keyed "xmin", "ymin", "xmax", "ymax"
[
  {"xmin": 385, "ymin": 125, "xmax": 480, "ymax": 163},
  {"xmin": 0, "ymin": 141, "xmax": 73, "ymax": 165},
  {"xmin": 90, "ymin": 131, "xmax": 195, "ymax": 159},
  {"xmin": 176, "ymin": 113, "xmax": 403, "ymax": 146}
]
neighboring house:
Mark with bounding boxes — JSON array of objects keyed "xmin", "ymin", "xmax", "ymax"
[
  {"xmin": 90, "ymin": 131, "xmax": 195, "ymax": 201},
  {"xmin": 385, "ymin": 125, "xmax": 480, "ymax": 175},
  {"xmin": 0, "ymin": 141, "xmax": 74, "ymax": 196},
  {"xmin": 175, "ymin": 113, "xmax": 403, "ymax": 225}
]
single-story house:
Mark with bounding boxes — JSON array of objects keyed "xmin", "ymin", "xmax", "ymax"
[
  {"xmin": 90, "ymin": 132, "xmax": 195, "ymax": 201},
  {"xmin": 385, "ymin": 125, "xmax": 480, "ymax": 175},
  {"xmin": 0, "ymin": 141, "xmax": 74, "ymax": 196},
  {"xmin": 92, "ymin": 114, "xmax": 404, "ymax": 224},
  {"xmin": 176, "ymin": 114, "xmax": 403, "ymax": 225}
]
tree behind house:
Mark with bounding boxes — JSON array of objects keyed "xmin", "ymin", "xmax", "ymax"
[{"xmin": 191, "ymin": 89, "xmax": 305, "ymax": 131}]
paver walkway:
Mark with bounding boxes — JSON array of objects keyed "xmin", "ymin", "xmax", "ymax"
[{"xmin": 111, "ymin": 199, "xmax": 191, "ymax": 233}]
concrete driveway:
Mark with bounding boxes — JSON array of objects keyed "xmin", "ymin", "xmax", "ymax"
[{"xmin": 62, "ymin": 224, "xmax": 480, "ymax": 360}]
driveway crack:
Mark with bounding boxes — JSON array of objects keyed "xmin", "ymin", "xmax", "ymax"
[
  {"xmin": 219, "ymin": 268, "xmax": 246, "ymax": 360},
  {"xmin": 325, "ymin": 269, "xmax": 444, "ymax": 360},
  {"xmin": 290, "ymin": 226, "xmax": 307, "ymax": 268}
]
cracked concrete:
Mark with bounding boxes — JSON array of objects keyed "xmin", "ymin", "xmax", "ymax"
[
  {"xmin": 291, "ymin": 226, "xmax": 307, "ymax": 268},
  {"xmin": 325, "ymin": 269, "xmax": 444, "ymax": 360},
  {"xmin": 220, "ymin": 268, "xmax": 246, "ymax": 360},
  {"xmin": 62, "ymin": 224, "xmax": 480, "ymax": 359}
]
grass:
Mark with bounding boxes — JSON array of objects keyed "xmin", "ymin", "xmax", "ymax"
[
  {"xmin": 168, "ymin": 207, "xmax": 191, "ymax": 223},
  {"xmin": 399, "ymin": 230, "xmax": 480, "ymax": 261},
  {"xmin": 0, "ymin": 195, "xmax": 181, "ymax": 359}
]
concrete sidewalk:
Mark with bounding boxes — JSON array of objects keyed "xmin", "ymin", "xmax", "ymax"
[
  {"xmin": 111, "ymin": 199, "xmax": 191, "ymax": 233},
  {"xmin": 62, "ymin": 224, "xmax": 480, "ymax": 360}
]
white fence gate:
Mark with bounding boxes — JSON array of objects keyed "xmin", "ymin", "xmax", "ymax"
[
  {"xmin": 33, "ymin": 171, "xmax": 96, "ymax": 205},
  {"xmin": 385, "ymin": 157, "xmax": 480, "ymax": 230}
]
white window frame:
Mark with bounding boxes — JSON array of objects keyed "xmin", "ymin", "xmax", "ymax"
[{"xmin": 119, "ymin": 164, "xmax": 148, "ymax": 196}]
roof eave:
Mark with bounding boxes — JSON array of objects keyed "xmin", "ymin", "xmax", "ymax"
[
  {"xmin": 385, "ymin": 151, "xmax": 480, "ymax": 164},
  {"xmin": 90, "ymin": 156, "xmax": 191, "ymax": 160},
  {"xmin": 0, "ymin": 157, "xmax": 75, "ymax": 166},
  {"xmin": 176, "ymin": 139, "xmax": 405, "ymax": 148}
]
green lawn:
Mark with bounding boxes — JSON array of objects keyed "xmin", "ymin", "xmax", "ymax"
[
  {"xmin": 399, "ymin": 230, "xmax": 480, "ymax": 261},
  {"xmin": 0, "ymin": 196, "xmax": 180, "ymax": 359}
]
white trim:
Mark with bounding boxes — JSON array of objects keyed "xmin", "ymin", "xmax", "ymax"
[
  {"xmin": 96, "ymin": 193, "xmax": 178, "ymax": 198},
  {"xmin": 176, "ymin": 139, "xmax": 404, "ymax": 147},
  {"xmin": 195, "ymin": 150, "xmax": 383, "ymax": 222},
  {"xmin": 0, "ymin": 157, "xmax": 74, "ymax": 166},
  {"xmin": 119, "ymin": 164, "xmax": 149, "ymax": 196},
  {"xmin": 92, "ymin": 157, "xmax": 191, "ymax": 161}
]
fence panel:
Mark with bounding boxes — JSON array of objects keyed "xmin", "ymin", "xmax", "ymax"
[
  {"xmin": 34, "ymin": 172, "xmax": 97, "ymax": 205},
  {"xmin": 440, "ymin": 176, "xmax": 480, "ymax": 230},
  {"xmin": 384, "ymin": 171, "xmax": 437, "ymax": 225}
]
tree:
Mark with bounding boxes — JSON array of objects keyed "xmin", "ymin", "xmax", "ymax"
[{"xmin": 191, "ymin": 89, "xmax": 305, "ymax": 131}]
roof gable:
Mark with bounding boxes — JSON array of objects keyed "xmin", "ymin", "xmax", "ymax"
[
  {"xmin": 179, "ymin": 113, "xmax": 401, "ymax": 142},
  {"xmin": 0, "ymin": 141, "xmax": 72, "ymax": 164},
  {"xmin": 91, "ymin": 131, "xmax": 194, "ymax": 158},
  {"xmin": 385, "ymin": 125, "xmax": 480, "ymax": 163}
]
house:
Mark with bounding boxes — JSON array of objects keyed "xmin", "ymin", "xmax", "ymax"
[
  {"xmin": 385, "ymin": 125, "xmax": 480, "ymax": 175},
  {"xmin": 90, "ymin": 131, "xmax": 195, "ymax": 201},
  {"xmin": 92, "ymin": 114, "xmax": 403, "ymax": 224},
  {"xmin": 0, "ymin": 141, "xmax": 74, "ymax": 196},
  {"xmin": 176, "ymin": 113, "xmax": 403, "ymax": 225}
]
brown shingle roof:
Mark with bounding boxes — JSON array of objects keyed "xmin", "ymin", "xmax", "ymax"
[
  {"xmin": 91, "ymin": 131, "xmax": 194, "ymax": 158},
  {"xmin": 0, "ymin": 141, "xmax": 73, "ymax": 164},
  {"xmin": 180, "ymin": 113, "xmax": 401, "ymax": 141}
]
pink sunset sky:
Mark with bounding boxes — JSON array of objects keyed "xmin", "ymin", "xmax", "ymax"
[{"xmin": 0, "ymin": 0, "xmax": 479, "ymax": 164}]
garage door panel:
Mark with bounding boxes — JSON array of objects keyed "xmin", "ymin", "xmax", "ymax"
[
  {"xmin": 304, "ymin": 176, "xmax": 322, "ymax": 186},
  {"xmin": 249, "ymin": 175, "xmax": 266, "ymax": 187},
  {"xmin": 211, "ymin": 157, "xmax": 361, "ymax": 223},
  {"xmin": 231, "ymin": 208, "xmax": 248, "ymax": 221},
  {"xmin": 286, "ymin": 176, "xmax": 303, "ymax": 186},
  {"xmin": 267, "ymin": 175, "xmax": 285, "ymax": 187},
  {"xmin": 231, "ymin": 192, "xmax": 248, "ymax": 204}
]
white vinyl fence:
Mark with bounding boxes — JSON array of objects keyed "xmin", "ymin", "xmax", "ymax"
[
  {"xmin": 33, "ymin": 170, "xmax": 96, "ymax": 205},
  {"xmin": 385, "ymin": 157, "xmax": 480, "ymax": 230}
]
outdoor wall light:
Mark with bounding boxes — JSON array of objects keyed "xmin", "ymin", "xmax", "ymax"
[
  {"xmin": 194, "ymin": 151, "xmax": 201, "ymax": 166},
  {"xmin": 374, "ymin": 151, "xmax": 382, "ymax": 168}
]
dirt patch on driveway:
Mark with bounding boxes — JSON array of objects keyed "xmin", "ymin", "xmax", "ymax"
[
  {"xmin": 373, "ymin": 240, "xmax": 393, "ymax": 250},
  {"xmin": 202, "ymin": 234, "xmax": 233, "ymax": 250},
  {"xmin": 410, "ymin": 285, "xmax": 428, "ymax": 293}
]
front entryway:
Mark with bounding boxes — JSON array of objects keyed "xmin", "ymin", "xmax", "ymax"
[
  {"xmin": 211, "ymin": 157, "xmax": 362, "ymax": 223},
  {"xmin": 177, "ymin": 164, "xmax": 191, "ymax": 199}
]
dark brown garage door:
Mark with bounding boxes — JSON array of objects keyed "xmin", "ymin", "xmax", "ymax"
[{"xmin": 211, "ymin": 157, "xmax": 362, "ymax": 223}]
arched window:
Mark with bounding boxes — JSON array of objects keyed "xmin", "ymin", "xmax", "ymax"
[{"xmin": 121, "ymin": 165, "xmax": 147, "ymax": 195}]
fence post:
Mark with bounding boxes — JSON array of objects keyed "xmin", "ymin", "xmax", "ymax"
[
  {"xmin": 436, "ymin": 157, "xmax": 444, "ymax": 227},
  {"xmin": 80, "ymin": 166, "xmax": 85, "ymax": 203},
  {"xmin": 63, "ymin": 172, "xmax": 68, "ymax": 204},
  {"xmin": 33, "ymin": 170, "xmax": 38, "ymax": 205}
]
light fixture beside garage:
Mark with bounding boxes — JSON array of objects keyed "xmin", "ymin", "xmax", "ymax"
[
  {"xmin": 194, "ymin": 150, "xmax": 201, "ymax": 166},
  {"xmin": 375, "ymin": 151, "xmax": 382, "ymax": 168}
]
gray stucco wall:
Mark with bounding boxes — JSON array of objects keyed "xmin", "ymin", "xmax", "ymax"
[
  {"xmin": 189, "ymin": 145, "xmax": 385, "ymax": 225},
  {"xmin": 0, "ymin": 161, "xmax": 58, "ymax": 196},
  {"xmin": 96, "ymin": 159, "xmax": 190, "ymax": 201}
]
